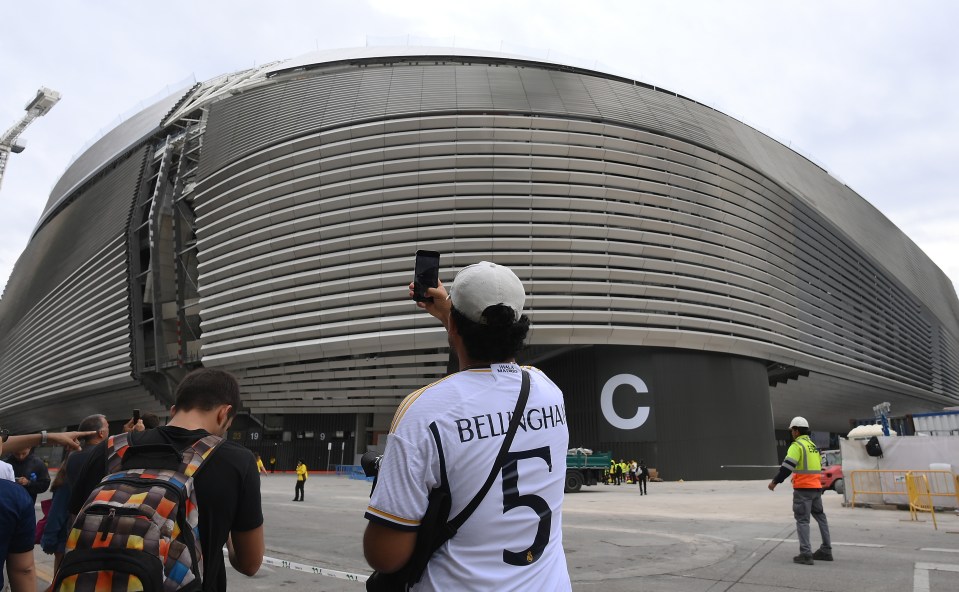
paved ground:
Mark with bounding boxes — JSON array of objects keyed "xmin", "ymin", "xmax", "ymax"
[{"xmin": 33, "ymin": 475, "xmax": 959, "ymax": 591}]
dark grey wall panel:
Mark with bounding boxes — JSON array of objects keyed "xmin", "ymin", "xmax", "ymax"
[{"xmin": 538, "ymin": 346, "xmax": 777, "ymax": 481}]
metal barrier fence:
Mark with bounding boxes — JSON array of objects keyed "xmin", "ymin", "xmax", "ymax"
[
  {"xmin": 905, "ymin": 473, "xmax": 938, "ymax": 530},
  {"xmin": 849, "ymin": 470, "xmax": 959, "ymax": 509}
]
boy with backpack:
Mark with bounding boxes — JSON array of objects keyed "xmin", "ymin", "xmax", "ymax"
[{"xmin": 64, "ymin": 368, "xmax": 264, "ymax": 591}]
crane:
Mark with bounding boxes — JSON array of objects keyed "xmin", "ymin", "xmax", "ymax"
[{"xmin": 0, "ymin": 87, "xmax": 61, "ymax": 192}]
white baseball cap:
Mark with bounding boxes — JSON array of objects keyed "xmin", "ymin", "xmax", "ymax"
[{"xmin": 449, "ymin": 261, "xmax": 526, "ymax": 324}]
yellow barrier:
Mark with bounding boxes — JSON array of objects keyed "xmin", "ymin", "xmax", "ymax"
[
  {"xmin": 906, "ymin": 472, "xmax": 937, "ymax": 530},
  {"xmin": 848, "ymin": 470, "xmax": 959, "ymax": 508}
]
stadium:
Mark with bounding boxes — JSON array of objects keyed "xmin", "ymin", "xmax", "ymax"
[{"xmin": 1, "ymin": 47, "xmax": 957, "ymax": 479}]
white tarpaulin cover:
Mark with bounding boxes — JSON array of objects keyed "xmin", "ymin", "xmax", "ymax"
[{"xmin": 840, "ymin": 435, "xmax": 959, "ymax": 509}]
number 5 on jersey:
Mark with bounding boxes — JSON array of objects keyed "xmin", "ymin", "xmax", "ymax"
[{"xmin": 502, "ymin": 446, "xmax": 553, "ymax": 566}]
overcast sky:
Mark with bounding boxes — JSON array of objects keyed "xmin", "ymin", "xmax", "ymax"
[{"xmin": 2, "ymin": 0, "xmax": 957, "ymax": 300}]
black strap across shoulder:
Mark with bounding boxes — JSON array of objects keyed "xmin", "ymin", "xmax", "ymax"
[
  {"xmin": 364, "ymin": 369, "xmax": 533, "ymax": 592},
  {"xmin": 449, "ymin": 368, "xmax": 530, "ymax": 531}
]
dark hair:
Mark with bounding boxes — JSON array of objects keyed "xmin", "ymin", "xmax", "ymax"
[
  {"xmin": 78, "ymin": 414, "xmax": 106, "ymax": 435},
  {"xmin": 51, "ymin": 452, "xmax": 72, "ymax": 491},
  {"xmin": 141, "ymin": 413, "xmax": 161, "ymax": 429},
  {"xmin": 174, "ymin": 368, "xmax": 240, "ymax": 417},
  {"xmin": 78, "ymin": 414, "xmax": 107, "ymax": 445},
  {"xmin": 793, "ymin": 426, "xmax": 810, "ymax": 436},
  {"xmin": 450, "ymin": 305, "xmax": 530, "ymax": 362}
]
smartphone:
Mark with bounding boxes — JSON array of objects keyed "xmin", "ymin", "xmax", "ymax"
[
  {"xmin": 132, "ymin": 409, "xmax": 140, "ymax": 424},
  {"xmin": 413, "ymin": 250, "xmax": 441, "ymax": 302}
]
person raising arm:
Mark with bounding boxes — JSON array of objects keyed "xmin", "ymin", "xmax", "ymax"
[{"xmin": 2, "ymin": 430, "xmax": 95, "ymax": 455}]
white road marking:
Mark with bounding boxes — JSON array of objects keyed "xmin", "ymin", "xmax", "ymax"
[
  {"xmin": 920, "ymin": 548, "xmax": 959, "ymax": 554},
  {"xmin": 913, "ymin": 562, "xmax": 959, "ymax": 592},
  {"xmin": 261, "ymin": 555, "xmax": 369, "ymax": 582},
  {"xmin": 223, "ymin": 549, "xmax": 369, "ymax": 582},
  {"xmin": 914, "ymin": 563, "xmax": 929, "ymax": 592}
]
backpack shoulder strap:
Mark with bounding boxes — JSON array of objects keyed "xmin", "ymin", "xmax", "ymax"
[
  {"xmin": 105, "ymin": 432, "xmax": 133, "ymax": 474},
  {"xmin": 449, "ymin": 369, "xmax": 530, "ymax": 530},
  {"xmin": 178, "ymin": 434, "xmax": 224, "ymax": 478}
]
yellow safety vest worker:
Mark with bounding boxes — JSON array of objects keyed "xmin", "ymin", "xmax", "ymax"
[{"xmin": 784, "ymin": 435, "xmax": 822, "ymax": 489}]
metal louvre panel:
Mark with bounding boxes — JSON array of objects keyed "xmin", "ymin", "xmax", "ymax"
[
  {"xmin": 0, "ymin": 239, "xmax": 138, "ymax": 414},
  {"xmin": 0, "ymin": 250, "xmax": 128, "ymax": 375},
  {"xmin": 0, "ymin": 148, "xmax": 151, "ymax": 427},
  {"xmin": 0, "ymin": 147, "xmax": 147, "ymax": 324},
  {"xmin": 191, "ymin": 111, "xmax": 957, "ymax": 412},
  {"xmin": 39, "ymin": 90, "xmax": 186, "ymax": 227},
  {"xmin": 189, "ymin": 119, "xmax": 908, "ymax": 360},
  {"xmin": 235, "ymin": 351, "xmax": 448, "ymax": 413},
  {"xmin": 199, "ymin": 62, "xmax": 954, "ymax": 337}
]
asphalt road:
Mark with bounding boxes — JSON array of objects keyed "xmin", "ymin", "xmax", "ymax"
[{"xmin": 33, "ymin": 474, "xmax": 959, "ymax": 591}]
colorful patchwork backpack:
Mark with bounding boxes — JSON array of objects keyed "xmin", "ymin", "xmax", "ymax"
[{"xmin": 53, "ymin": 432, "xmax": 222, "ymax": 592}]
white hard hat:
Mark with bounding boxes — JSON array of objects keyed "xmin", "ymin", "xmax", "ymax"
[{"xmin": 789, "ymin": 416, "xmax": 809, "ymax": 429}]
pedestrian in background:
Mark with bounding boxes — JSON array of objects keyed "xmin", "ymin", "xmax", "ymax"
[
  {"xmin": 637, "ymin": 460, "xmax": 649, "ymax": 495},
  {"xmin": 0, "ymin": 424, "xmax": 37, "ymax": 592},
  {"xmin": 41, "ymin": 414, "xmax": 110, "ymax": 580},
  {"xmin": 5, "ymin": 446, "xmax": 50, "ymax": 503},
  {"xmin": 256, "ymin": 454, "xmax": 268, "ymax": 475},
  {"xmin": 294, "ymin": 459, "xmax": 308, "ymax": 501}
]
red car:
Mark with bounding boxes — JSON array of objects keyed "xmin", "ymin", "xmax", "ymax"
[{"xmin": 819, "ymin": 450, "xmax": 844, "ymax": 494}]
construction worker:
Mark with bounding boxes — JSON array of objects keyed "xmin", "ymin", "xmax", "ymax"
[{"xmin": 768, "ymin": 417, "xmax": 833, "ymax": 565}]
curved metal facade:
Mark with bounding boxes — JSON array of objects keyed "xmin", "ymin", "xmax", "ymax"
[
  {"xmin": 1, "ymin": 48, "xmax": 957, "ymax": 436},
  {"xmin": 0, "ymin": 146, "xmax": 160, "ymax": 431}
]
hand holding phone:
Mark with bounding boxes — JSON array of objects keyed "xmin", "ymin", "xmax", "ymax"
[{"xmin": 412, "ymin": 250, "xmax": 440, "ymax": 302}]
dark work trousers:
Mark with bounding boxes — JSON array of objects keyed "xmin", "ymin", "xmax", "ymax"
[
  {"xmin": 793, "ymin": 488, "xmax": 831, "ymax": 555},
  {"xmin": 294, "ymin": 479, "xmax": 305, "ymax": 501},
  {"xmin": 638, "ymin": 476, "xmax": 648, "ymax": 495}
]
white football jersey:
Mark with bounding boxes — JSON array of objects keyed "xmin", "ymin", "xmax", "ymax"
[{"xmin": 366, "ymin": 363, "xmax": 571, "ymax": 591}]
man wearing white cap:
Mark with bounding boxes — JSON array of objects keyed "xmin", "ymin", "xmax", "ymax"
[
  {"xmin": 768, "ymin": 416, "xmax": 833, "ymax": 565},
  {"xmin": 363, "ymin": 261, "xmax": 572, "ymax": 590}
]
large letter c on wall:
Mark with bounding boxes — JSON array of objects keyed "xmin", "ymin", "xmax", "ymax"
[{"xmin": 600, "ymin": 374, "xmax": 651, "ymax": 430}]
